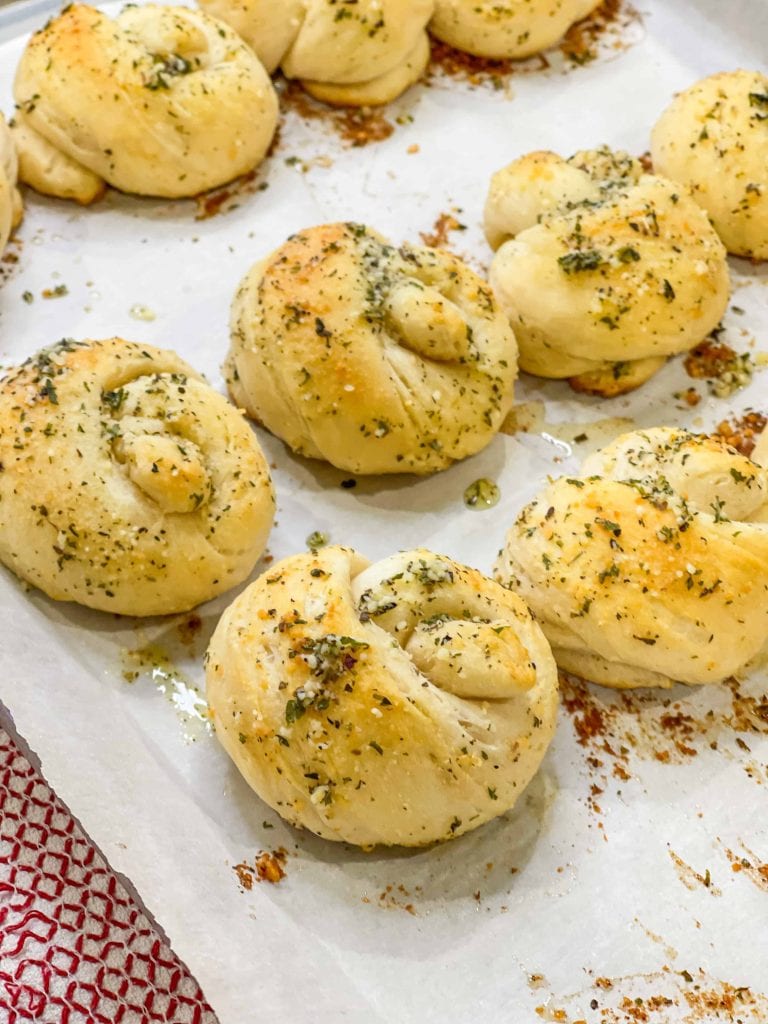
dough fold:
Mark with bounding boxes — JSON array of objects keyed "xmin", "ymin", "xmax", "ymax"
[
  {"xmin": 197, "ymin": 0, "xmax": 434, "ymax": 105},
  {"xmin": 206, "ymin": 546, "xmax": 559, "ymax": 846},
  {"xmin": 226, "ymin": 222, "xmax": 517, "ymax": 475},
  {"xmin": 652, "ymin": 70, "xmax": 768, "ymax": 259},
  {"xmin": 0, "ymin": 338, "xmax": 275, "ymax": 615},
  {"xmin": 429, "ymin": 0, "xmax": 601, "ymax": 59},
  {"xmin": 485, "ymin": 148, "xmax": 730, "ymax": 395},
  {"xmin": 12, "ymin": 3, "xmax": 278, "ymax": 201},
  {"xmin": 495, "ymin": 428, "xmax": 768, "ymax": 688}
]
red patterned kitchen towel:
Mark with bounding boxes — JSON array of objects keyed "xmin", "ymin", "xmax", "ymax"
[{"xmin": 0, "ymin": 722, "xmax": 218, "ymax": 1024}]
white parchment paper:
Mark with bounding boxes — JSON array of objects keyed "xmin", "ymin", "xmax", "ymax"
[{"xmin": 1, "ymin": 2, "xmax": 768, "ymax": 1020}]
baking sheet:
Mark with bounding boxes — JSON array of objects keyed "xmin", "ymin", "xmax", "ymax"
[{"xmin": 1, "ymin": 1, "xmax": 768, "ymax": 1020}]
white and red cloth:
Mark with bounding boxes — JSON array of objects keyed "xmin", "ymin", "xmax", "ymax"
[{"xmin": 0, "ymin": 725, "xmax": 217, "ymax": 1023}]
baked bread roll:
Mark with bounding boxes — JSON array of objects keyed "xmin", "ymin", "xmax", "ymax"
[
  {"xmin": 197, "ymin": 0, "xmax": 433, "ymax": 106},
  {"xmin": 12, "ymin": 4, "xmax": 278, "ymax": 202},
  {"xmin": 0, "ymin": 338, "xmax": 274, "ymax": 616},
  {"xmin": 495, "ymin": 428, "xmax": 768, "ymax": 689},
  {"xmin": 206, "ymin": 546, "xmax": 558, "ymax": 846},
  {"xmin": 0, "ymin": 114, "xmax": 22, "ymax": 255},
  {"xmin": 226, "ymin": 222, "xmax": 516, "ymax": 475},
  {"xmin": 485, "ymin": 148, "xmax": 730, "ymax": 396},
  {"xmin": 429, "ymin": 0, "xmax": 600, "ymax": 59},
  {"xmin": 652, "ymin": 71, "xmax": 768, "ymax": 259}
]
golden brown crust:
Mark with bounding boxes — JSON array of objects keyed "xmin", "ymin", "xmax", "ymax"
[
  {"xmin": 495, "ymin": 428, "xmax": 768, "ymax": 688},
  {"xmin": 227, "ymin": 222, "xmax": 517, "ymax": 475},
  {"xmin": 12, "ymin": 4, "xmax": 278, "ymax": 200},
  {"xmin": 568, "ymin": 356, "xmax": 668, "ymax": 398},
  {"xmin": 206, "ymin": 546, "xmax": 559, "ymax": 847},
  {"xmin": 0, "ymin": 338, "xmax": 274, "ymax": 615}
]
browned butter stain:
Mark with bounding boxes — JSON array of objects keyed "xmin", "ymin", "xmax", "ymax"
[{"xmin": 532, "ymin": 968, "xmax": 768, "ymax": 1022}]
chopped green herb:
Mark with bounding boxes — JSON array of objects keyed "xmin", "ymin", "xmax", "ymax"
[
  {"xmin": 306, "ymin": 530, "xmax": 328, "ymax": 552},
  {"xmin": 102, "ymin": 387, "xmax": 126, "ymax": 411},
  {"xmin": 39, "ymin": 379, "xmax": 58, "ymax": 404},
  {"xmin": 144, "ymin": 53, "xmax": 192, "ymax": 90},
  {"xmin": 595, "ymin": 517, "xmax": 622, "ymax": 537},
  {"xmin": 558, "ymin": 249, "xmax": 606, "ymax": 274}
]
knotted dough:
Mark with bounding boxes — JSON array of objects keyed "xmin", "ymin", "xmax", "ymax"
[
  {"xmin": 12, "ymin": 3, "xmax": 278, "ymax": 202},
  {"xmin": 197, "ymin": 0, "xmax": 434, "ymax": 106},
  {"xmin": 0, "ymin": 338, "xmax": 274, "ymax": 615},
  {"xmin": 485, "ymin": 148, "xmax": 730, "ymax": 396},
  {"xmin": 226, "ymin": 222, "xmax": 517, "ymax": 475},
  {"xmin": 651, "ymin": 70, "xmax": 768, "ymax": 259},
  {"xmin": 206, "ymin": 546, "xmax": 558, "ymax": 846},
  {"xmin": 495, "ymin": 428, "xmax": 768, "ymax": 689},
  {"xmin": 429, "ymin": 0, "xmax": 600, "ymax": 59}
]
